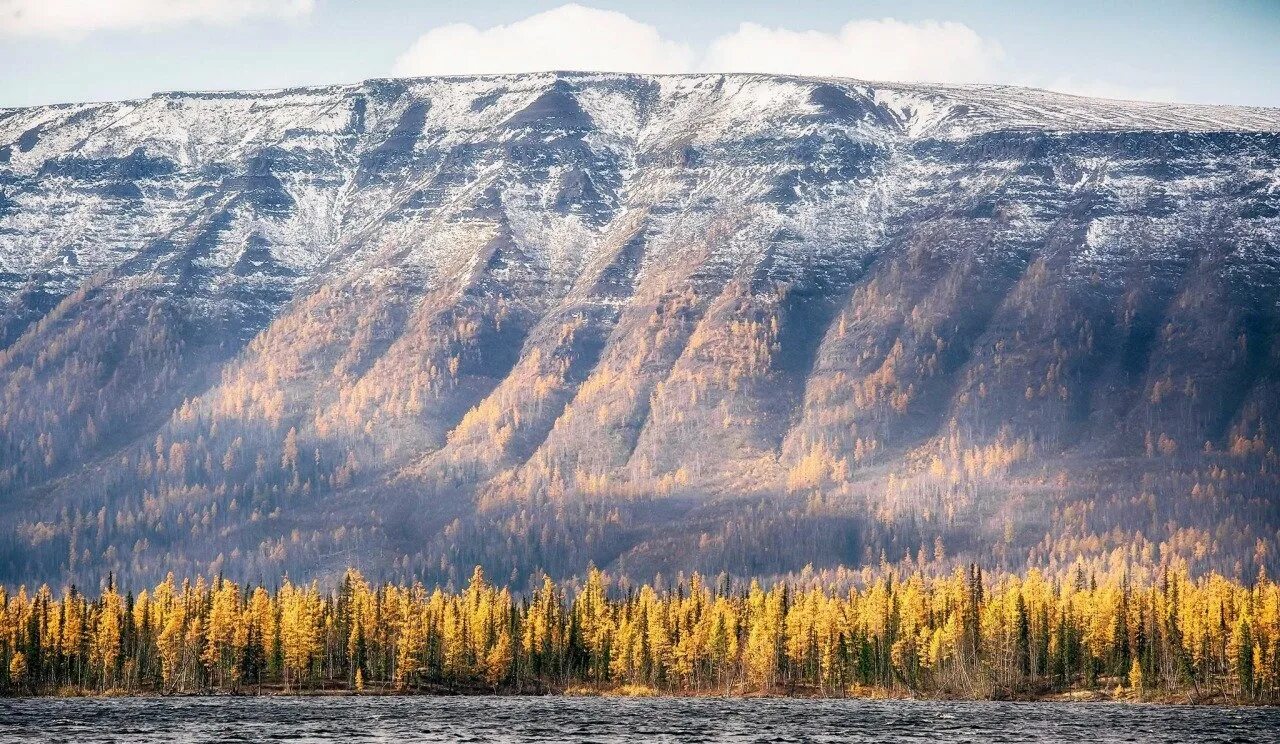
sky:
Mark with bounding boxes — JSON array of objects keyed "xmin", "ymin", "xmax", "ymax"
[{"xmin": 1, "ymin": 0, "xmax": 1278, "ymax": 109}]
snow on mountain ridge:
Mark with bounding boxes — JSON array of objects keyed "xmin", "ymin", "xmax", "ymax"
[
  {"xmin": 4, "ymin": 73, "xmax": 1277, "ymax": 158},
  {"xmin": 2, "ymin": 72, "xmax": 1278, "ymax": 326}
]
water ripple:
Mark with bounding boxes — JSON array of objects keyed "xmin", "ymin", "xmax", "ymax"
[{"xmin": 1, "ymin": 696, "xmax": 1276, "ymax": 743}]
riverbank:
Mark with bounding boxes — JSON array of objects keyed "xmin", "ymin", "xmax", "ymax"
[{"xmin": 11, "ymin": 681, "xmax": 1275, "ymax": 706}]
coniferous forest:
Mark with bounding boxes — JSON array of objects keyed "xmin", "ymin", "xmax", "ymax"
[{"xmin": 2, "ymin": 563, "xmax": 1278, "ymax": 702}]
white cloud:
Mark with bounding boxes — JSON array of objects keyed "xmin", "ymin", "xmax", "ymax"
[
  {"xmin": 392, "ymin": 4, "xmax": 695, "ymax": 77},
  {"xmin": 0, "ymin": 0, "xmax": 314, "ymax": 39},
  {"xmin": 394, "ymin": 8, "xmax": 1001, "ymax": 86},
  {"xmin": 392, "ymin": 7, "xmax": 1184, "ymax": 105},
  {"xmin": 703, "ymin": 18, "xmax": 1002, "ymax": 84}
]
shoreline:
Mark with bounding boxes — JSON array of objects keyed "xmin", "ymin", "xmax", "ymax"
[{"xmin": 9, "ymin": 684, "xmax": 1275, "ymax": 707}]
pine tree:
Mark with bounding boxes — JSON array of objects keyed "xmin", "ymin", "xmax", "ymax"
[
  {"xmin": 8, "ymin": 651, "xmax": 27, "ymax": 693},
  {"xmin": 239, "ymin": 622, "xmax": 264, "ymax": 691}
]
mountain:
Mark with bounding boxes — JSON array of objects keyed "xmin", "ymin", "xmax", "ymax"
[{"xmin": 1, "ymin": 72, "xmax": 1278, "ymax": 588}]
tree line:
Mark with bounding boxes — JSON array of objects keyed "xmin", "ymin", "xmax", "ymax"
[{"xmin": 1, "ymin": 563, "xmax": 1277, "ymax": 701}]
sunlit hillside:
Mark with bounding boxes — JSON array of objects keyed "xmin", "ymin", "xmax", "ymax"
[{"xmin": 1, "ymin": 73, "xmax": 1278, "ymax": 588}]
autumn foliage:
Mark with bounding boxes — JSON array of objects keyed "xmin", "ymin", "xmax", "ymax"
[{"xmin": 2, "ymin": 563, "xmax": 1278, "ymax": 701}]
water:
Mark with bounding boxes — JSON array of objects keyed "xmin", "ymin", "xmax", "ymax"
[{"xmin": 0, "ymin": 695, "xmax": 1276, "ymax": 743}]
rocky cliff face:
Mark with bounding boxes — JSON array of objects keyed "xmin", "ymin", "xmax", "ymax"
[{"xmin": 2, "ymin": 73, "xmax": 1278, "ymax": 587}]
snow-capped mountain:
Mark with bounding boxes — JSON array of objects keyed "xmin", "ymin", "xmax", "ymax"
[{"xmin": 2, "ymin": 73, "xmax": 1278, "ymax": 586}]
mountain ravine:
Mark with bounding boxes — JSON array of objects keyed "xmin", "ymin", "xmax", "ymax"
[{"xmin": 1, "ymin": 72, "xmax": 1279, "ymax": 588}]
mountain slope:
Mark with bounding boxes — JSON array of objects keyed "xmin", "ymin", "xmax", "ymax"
[{"xmin": 1, "ymin": 72, "xmax": 1278, "ymax": 587}]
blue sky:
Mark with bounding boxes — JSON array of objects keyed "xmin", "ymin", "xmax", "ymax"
[{"xmin": 2, "ymin": 0, "xmax": 1278, "ymax": 108}]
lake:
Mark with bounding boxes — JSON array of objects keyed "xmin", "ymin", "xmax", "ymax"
[{"xmin": 0, "ymin": 695, "xmax": 1276, "ymax": 743}]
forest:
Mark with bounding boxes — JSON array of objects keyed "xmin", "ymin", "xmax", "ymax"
[{"xmin": 2, "ymin": 562, "xmax": 1277, "ymax": 703}]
